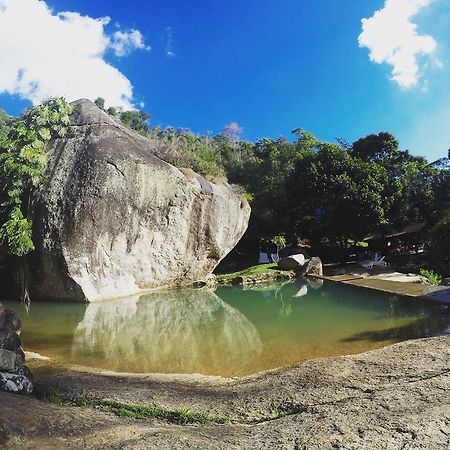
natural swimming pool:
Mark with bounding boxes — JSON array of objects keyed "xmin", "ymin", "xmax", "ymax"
[{"xmin": 4, "ymin": 279, "xmax": 450, "ymax": 377}]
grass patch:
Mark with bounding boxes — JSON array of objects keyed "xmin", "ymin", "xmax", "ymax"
[
  {"xmin": 44, "ymin": 388, "xmax": 95, "ymax": 407},
  {"xmin": 41, "ymin": 388, "xmax": 229, "ymax": 425},
  {"xmin": 103, "ymin": 400, "xmax": 228, "ymax": 424},
  {"xmin": 215, "ymin": 263, "xmax": 279, "ymax": 283}
]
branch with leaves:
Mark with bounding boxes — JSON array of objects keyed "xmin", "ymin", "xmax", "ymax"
[{"xmin": 0, "ymin": 98, "xmax": 74, "ymax": 256}]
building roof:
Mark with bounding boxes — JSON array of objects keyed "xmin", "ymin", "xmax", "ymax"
[{"xmin": 366, "ymin": 222, "xmax": 426, "ymax": 241}]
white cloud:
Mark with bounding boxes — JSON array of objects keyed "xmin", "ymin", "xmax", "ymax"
[
  {"xmin": 110, "ymin": 29, "xmax": 150, "ymax": 57},
  {"xmin": 0, "ymin": 0, "xmax": 149, "ymax": 109},
  {"xmin": 165, "ymin": 26, "xmax": 177, "ymax": 58},
  {"xmin": 223, "ymin": 122, "xmax": 243, "ymax": 140},
  {"xmin": 358, "ymin": 0, "xmax": 437, "ymax": 89}
]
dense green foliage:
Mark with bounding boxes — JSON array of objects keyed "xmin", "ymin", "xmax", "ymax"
[
  {"xmin": 0, "ymin": 108, "xmax": 10, "ymax": 143},
  {"xmin": 1, "ymin": 97, "xmax": 449, "ymax": 277},
  {"xmin": 427, "ymin": 212, "xmax": 450, "ymax": 276},
  {"xmin": 96, "ymin": 97, "xmax": 150, "ymax": 134},
  {"xmin": 108, "ymin": 101, "xmax": 449, "ymax": 273},
  {"xmin": 146, "ymin": 127, "xmax": 226, "ymax": 177},
  {"xmin": 0, "ymin": 98, "xmax": 74, "ymax": 256}
]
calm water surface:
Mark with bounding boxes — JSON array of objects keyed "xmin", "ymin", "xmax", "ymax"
[{"xmin": 4, "ymin": 280, "xmax": 450, "ymax": 376}]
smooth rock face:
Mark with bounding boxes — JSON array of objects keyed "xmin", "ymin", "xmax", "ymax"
[
  {"xmin": 278, "ymin": 254, "xmax": 305, "ymax": 270},
  {"xmin": 17, "ymin": 99, "xmax": 250, "ymax": 302},
  {"xmin": 305, "ymin": 256, "xmax": 323, "ymax": 276}
]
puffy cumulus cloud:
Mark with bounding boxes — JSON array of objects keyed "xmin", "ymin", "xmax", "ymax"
[
  {"xmin": 358, "ymin": 0, "xmax": 437, "ymax": 89},
  {"xmin": 0, "ymin": 0, "xmax": 149, "ymax": 109},
  {"xmin": 110, "ymin": 29, "xmax": 150, "ymax": 57}
]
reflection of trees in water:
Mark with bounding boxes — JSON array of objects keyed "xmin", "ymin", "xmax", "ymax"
[
  {"xmin": 278, "ymin": 278, "xmax": 323, "ymax": 317},
  {"xmin": 72, "ymin": 289, "xmax": 262, "ymax": 376},
  {"xmin": 341, "ymin": 303, "xmax": 450, "ymax": 343},
  {"xmin": 242, "ymin": 279, "xmax": 325, "ymax": 317}
]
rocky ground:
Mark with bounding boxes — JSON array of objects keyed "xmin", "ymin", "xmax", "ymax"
[
  {"xmin": 317, "ymin": 264, "xmax": 450, "ymax": 304},
  {"xmin": 0, "ymin": 335, "xmax": 449, "ymax": 449}
]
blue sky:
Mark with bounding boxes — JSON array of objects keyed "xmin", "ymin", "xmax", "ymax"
[{"xmin": 0, "ymin": 0, "xmax": 449, "ymax": 161}]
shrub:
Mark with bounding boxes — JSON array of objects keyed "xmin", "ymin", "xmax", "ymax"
[
  {"xmin": 0, "ymin": 98, "xmax": 74, "ymax": 256},
  {"xmin": 419, "ymin": 268, "xmax": 443, "ymax": 285}
]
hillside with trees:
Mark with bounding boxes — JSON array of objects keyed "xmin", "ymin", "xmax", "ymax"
[{"xmin": 1, "ymin": 98, "xmax": 449, "ymax": 277}]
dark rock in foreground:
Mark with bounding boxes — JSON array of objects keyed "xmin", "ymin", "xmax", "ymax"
[
  {"xmin": 3, "ymin": 99, "xmax": 250, "ymax": 302},
  {"xmin": 0, "ymin": 304, "xmax": 33, "ymax": 394},
  {"xmin": 0, "ymin": 367, "xmax": 33, "ymax": 394}
]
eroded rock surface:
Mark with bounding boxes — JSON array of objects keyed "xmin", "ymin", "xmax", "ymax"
[
  {"xmin": 0, "ymin": 336, "xmax": 449, "ymax": 449},
  {"xmin": 7, "ymin": 99, "xmax": 250, "ymax": 302}
]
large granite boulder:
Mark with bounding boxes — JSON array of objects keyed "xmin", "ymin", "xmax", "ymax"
[{"xmin": 5, "ymin": 100, "xmax": 250, "ymax": 302}]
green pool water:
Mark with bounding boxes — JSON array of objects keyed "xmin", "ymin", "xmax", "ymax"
[{"xmin": 4, "ymin": 279, "xmax": 450, "ymax": 377}]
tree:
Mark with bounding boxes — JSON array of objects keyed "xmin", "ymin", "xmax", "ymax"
[
  {"xmin": 120, "ymin": 110, "xmax": 150, "ymax": 134},
  {"xmin": 351, "ymin": 132, "xmax": 436, "ymax": 228},
  {"xmin": 271, "ymin": 235, "xmax": 286, "ymax": 253},
  {"xmin": 286, "ymin": 143, "xmax": 388, "ymax": 247},
  {"xmin": 0, "ymin": 98, "xmax": 74, "ymax": 256},
  {"xmin": 431, "ymin": 166, "xmax": 450, "ymax": 224},
  {"xmin": 94, "ymin": 97, "xmax": 105, "ymax": 110},
  {"xmin": 427, "ymin": 212, "xmax": 450, "ymax": 276},
  {"xmin": 351, "ymin": 132, "xmax": 399, "ymax": 162},
  {"xmin": 0, "ymin": 108, "xmax": 10, "ymax": 143}
]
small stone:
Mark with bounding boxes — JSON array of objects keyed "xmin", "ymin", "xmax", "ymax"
[
  {"xmin": 1, "ymin": 332, "xmax": 21, "ymax": 352},
  {"xmin": 15, "ymin": 348, "xmax": 25, "ymax": 367},
  {"xmin": 0, "ymin": 349, "xmax": 19, "ymax": 372},
  {"xmin": 0, "ymin": 328, "xmax": 12, "ymax": 347},
  {"xmin": 442, "ymin": 277, "xmax": 450, "ymax": 287},
  {"xmin": 0, "ymin": 366, "xmax": 34, "ymax": 394}
]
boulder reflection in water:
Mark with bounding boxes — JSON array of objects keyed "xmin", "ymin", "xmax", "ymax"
[{"xmin": 72, "ymin": 289, "xmax": 262, "ymax": 376}]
